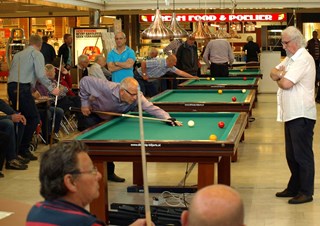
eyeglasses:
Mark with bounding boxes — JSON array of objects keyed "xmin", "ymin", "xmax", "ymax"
[
  {"xmin": 68, "ymin": 166, "xmax": 98, "ymax": 175},
  {"xmin": 124, "ymin": 88, "xmax": 138, "ymax": 97},
  {"xmin": 281, "ymin": 39, "xmax": 293, "ymax": 45}
]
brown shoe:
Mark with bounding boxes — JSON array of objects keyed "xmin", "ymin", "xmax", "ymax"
[
  {"xmin": 108, "ymin": 173, "xmax": 125, "ymax": 182},
  {"xmin": 288, "ymin": 194, "xmax": 313, "ymax": 204},
  {"xmin": 275, "ymin": 189, "xmax": 297, "ymax": 198}
]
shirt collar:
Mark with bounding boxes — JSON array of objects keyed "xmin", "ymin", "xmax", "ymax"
[{"xmin": 290, "ymin": 48, "xmax": 304, "ymax": 62}]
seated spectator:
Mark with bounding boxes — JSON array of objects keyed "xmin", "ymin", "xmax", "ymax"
[
  {"xmin": 26, "ymin": 141, "xmax": 152, "ymax": 226},
  {"xmin": 0, "ymin": 99, "xmax": 28, "ymax": 172},
  {"xmin": 32, "ymin": 90, "xmax": 63, "ymax": 144},
  {"xmin": 51, "ymin": 62, "xmax": 76, "ymax": 97},
  {"xmin": 43, "ymin": 64, "xmax": 81, "ymax": 115},
  {"xmin": 89, "ymin": 55, "xmax": 110, "ymax": 80},
  {"xmin": 77, "ymin": 54, "xmax": 90, "ymax": 78},
  {"xmin": 181, "ymin": 184, "xmax": 245, "ymax": 226}
]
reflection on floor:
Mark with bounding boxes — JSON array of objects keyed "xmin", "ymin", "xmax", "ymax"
[{"xmin": 1, "ymin": 87, "xmax": 320, "ymax": 225}]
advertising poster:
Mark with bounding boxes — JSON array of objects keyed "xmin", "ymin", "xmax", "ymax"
[{"xmin": 73, "ymin": 28, "xmax": 110, "ymax": 65}]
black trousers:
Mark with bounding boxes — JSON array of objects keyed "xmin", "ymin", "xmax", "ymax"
[
  {"xmin": 284, "ymin": 118, "xmax": 315, "ymax": 196},
  {"xmin": 0, "ymin": 131, "xmax": 9, "ymax": 171},
  {"xmin": 7, "ymin": 83, "xmax": 40, "ymax": 155},
  {"xmin": 77, "ymin": 113, "xmax": 115, "ymax": 176},
  {"xmin": 210, "ymin": 62, "xmax": 229, "ymax": 77}
]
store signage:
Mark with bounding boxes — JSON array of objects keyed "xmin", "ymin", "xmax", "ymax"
[
  {"xmin": 139, "ymin": 13, "xmax": 286, "ymax": 23},
  {"xmin": 74, "ymin": 28, "xmax": 105, "ymax": 64}
]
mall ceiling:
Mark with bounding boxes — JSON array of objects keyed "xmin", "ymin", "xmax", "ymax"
[{"xmin": 0, "ymin": 0, "xmax": 319, "ymax": 18}]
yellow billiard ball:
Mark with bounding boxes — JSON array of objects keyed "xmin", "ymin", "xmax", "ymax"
[
  {"xmin": 242, "ymin": 89, "xmax": 246, "ymax": 93},
  {"xmin": 218, "ymin": 90, "xmax": 223, "ymax": 94},
  {"xmin": 209, "ymin": 134, "xmax": 217, "ymax": 141},
  {"xmin": 207, "ymin": 77, "xmax": 211, "ymax": 80},
  {"xmin": 240, "ymin": 68, "xmax": 244, "ymax": 72},
  {"xmin": 211, "ymin": 77, "xmax": 215, "ymax": 81}
]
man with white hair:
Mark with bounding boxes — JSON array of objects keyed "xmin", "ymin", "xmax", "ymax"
[
  {"xmin": 270, "ymin": 26, "xmax": 316, "ymax": 204},
  {"xmin": 89, "ymin": 55, "xmax": 109, "ymax": 80}
]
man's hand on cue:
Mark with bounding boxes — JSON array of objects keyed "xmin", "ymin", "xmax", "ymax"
[
  {"xmin": 166, "ymin": 118, "xmax": 183, "ymax": 126},
  {"xmin": 81, "ymin": 106, "xmax": 91, "ymax": 116}
]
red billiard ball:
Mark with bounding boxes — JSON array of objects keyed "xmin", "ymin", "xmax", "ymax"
[
  {"xmin": 232, "ymin": 96, "xmax": 237, "ymax": 102},
  {"xmin": 243, "ymin": 77, "xmax": 247, "ymax": 81},
  {"xmin": 218, "ymin": 121, "xmax": 225, "ymax": 128}
]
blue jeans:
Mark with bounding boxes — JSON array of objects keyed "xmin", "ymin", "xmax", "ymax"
[
  {"xmin": 8, "ymin": 82, "xmax": 40, "ymax": 155},
  {"xmin": 0, "ymin": 118, "xmax": 25, "ymax": 163}
]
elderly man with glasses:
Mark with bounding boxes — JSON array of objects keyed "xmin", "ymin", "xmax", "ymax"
[{"xmin": 77, "ymin": 76, "xmax": 181, "ymax": 182}]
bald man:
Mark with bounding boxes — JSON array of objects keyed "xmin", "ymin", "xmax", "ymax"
[
  {"xmin": 135, "ymin": 54, "xmax": 198, "ymax": 97},
  {"xmin": 181, "ymin": 184, "xmax": 245, "ymax": 226}
]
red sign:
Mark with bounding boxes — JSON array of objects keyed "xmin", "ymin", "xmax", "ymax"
[{"xmin": 140, "ymin": 13, "xmax": 286, "ymax": 23}]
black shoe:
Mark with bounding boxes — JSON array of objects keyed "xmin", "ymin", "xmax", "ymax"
[
  {"xmin": 0, "ymin": 172, "xmax": 4, "ymax": 178},
  {"xmin": 5, "ymin": 159, "xmax": 28, "ymax": 170},
  {"xmin": 288, "ymin": 194, "xmax": 313, "ymax": 204},
  {"xmin": 48, "ymin": 136, "xmax": 60, "ymax": 144},
  {"xmin": 17, "ymin": 155, "xmax": 30, "ymax": 164},
  {"xmin": 21, "ymin": 151, "xmax": 38, "ymax": 161},
  {"xmin": 108, "ymin": 173, "xmax": 125, "ymax": 182},
  {"xmin": 275, "ymin": 189, "xmax": 297, "ymax": 198},
  {"xmin": 316, "ymin": 99, "xmax": 320, "ymax": 104}
]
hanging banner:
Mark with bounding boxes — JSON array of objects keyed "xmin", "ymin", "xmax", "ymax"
[{"xmin": 139, "ymin": 13, "xmax": 286, "ymax": 23}]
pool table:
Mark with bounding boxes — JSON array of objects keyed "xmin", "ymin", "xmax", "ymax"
[
  {"xmin": 178, "ymin": 77, "xmax": 259, "ymax": 102},
  {"xmin": 202, "ymin": 68, "xmax": 262, "ymax": 78},
  {"xmin": 73, "ymin": 112, "xmax": 248, "ymax": 223},
  {"xmin": 178, "ymin": 77, "xmax": 259, "ymax": 90},
  {"xmin": 149, "ymin": 89, "xmax": 256, "ymax": 116},
  {"xmin": 228, "ymin": 68, "xmax": 262, "ymax": 78}
]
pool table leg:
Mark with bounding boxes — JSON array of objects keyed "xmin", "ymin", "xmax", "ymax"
[
  {"xmin": 89, "ymin": 160, "xmax": 108, "ymax": 223},
  {"xmin": 218, "ymin": 156, "xmax": 231, "ymax": 185},
  {"xmin": 133, "ymin": 162, "xmax": 143, "ymax": 186},
  {"xmin": 232, "ymin": 149, "xmax": 238, "ymax": 162},
  {"xmin": 198, "ymin": 163, "xmax": 215, "ymax": 189}
]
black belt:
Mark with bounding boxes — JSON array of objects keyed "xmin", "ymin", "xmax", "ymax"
[
  {"xmin": 212, "ymin": 62, "xmax": 228, "ymax": 65},
  {"xmin": 8, "ymin": 82, "xmax": 31, "ymax": 86}
]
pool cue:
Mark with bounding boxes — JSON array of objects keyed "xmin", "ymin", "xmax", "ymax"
[
  {"xmin": 137, "ymin": 88, "xmax": 152, "ymax": 226},
  {"xmin": 49, "ymin": 56, "xmax": 63, "ymax": 147},
  {"xmin": 15, "ymin": 57, "xmax": 21, "ymax": 155},
  {"xmin": 69, "ymin": 107, "xmax": 182, "ymax": 124},
  {"xmin": 76, "ymin": 50, "xmax": 80, "ymax": 88},
  {"xmin": 16, "ymin": 58, "xmax": 20, "ymax": 111}
]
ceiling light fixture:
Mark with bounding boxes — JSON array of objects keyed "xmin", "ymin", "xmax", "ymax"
[
  {"xmin": 190, "ymin": 0, "xmax": 211, "ymax": 40},
  {"xmin": 141, "ymin": 0, "xmax": 173, "ymax": 40},
  {"xmin": 169, "ymin": 0, "xmax": 188, "ymax": 39}
]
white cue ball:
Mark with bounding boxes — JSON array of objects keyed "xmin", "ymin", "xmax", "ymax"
[
  {"xmin": 242, "ymin": 89, "xmax": 246, "ymax": 93},
  {"xmin": 188, "ymin": 120, "xmax": 195, "ymax": 127}
]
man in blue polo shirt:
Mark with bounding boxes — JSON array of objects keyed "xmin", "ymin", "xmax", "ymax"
[{"xmin": 107, "ymin": 32, "xmax": 136, "ymax": 83}]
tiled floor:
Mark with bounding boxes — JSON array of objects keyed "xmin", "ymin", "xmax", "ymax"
[{"xmin": 1, "ymin": 82, "xmax": 320, "ymax": 225}]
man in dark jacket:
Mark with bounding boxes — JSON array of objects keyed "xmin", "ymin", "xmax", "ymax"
[
  {"xmin": 176, "ymin": 35, "xmax": 199, "ymax": 76},
  {"xmin": 40, "ymin": 36, "xmax": 56, "ymax": 64},
  {"xmin": 306, "ymin": 31, "xmax": 320, "ymax": 102},
  {"xmin": 58, "ymin": 34, "xmax": 73, "ymax": 70}
]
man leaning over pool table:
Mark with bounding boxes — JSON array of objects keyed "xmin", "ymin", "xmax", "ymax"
[{"xmin": 78, "ymin": 76, "xmax": 182, "ymax": 182}]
